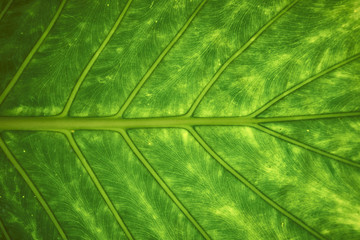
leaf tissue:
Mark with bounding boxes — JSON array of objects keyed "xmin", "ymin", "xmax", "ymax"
[{"xmin": 0, "ymin": 0, "xmax": 359, "ymax": 239}]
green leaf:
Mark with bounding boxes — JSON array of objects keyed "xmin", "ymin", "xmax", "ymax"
[{"xmin": 0, "ymin": 0, "xmax": 359, "ymax": 239}]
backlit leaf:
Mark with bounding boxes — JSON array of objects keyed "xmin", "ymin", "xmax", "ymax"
[{"xmin": 0, "ymin": 0, "xmax": 359, "ymax": 239}]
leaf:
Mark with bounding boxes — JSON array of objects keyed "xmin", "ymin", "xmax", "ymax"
[{"xmin": 0, "ymin": 0, "xmax": 359, "ymax": 239}]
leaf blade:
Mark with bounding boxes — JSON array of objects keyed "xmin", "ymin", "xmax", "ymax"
[
  {"xmin": 64, "ymin": 131, "xmax": 133, "ymax": 239},
  {"xmin": 0, "ymin": 0, "xmax": 359, "ymax": 238},
  {"xmin": 119, "ymin": 129, "xmax": 211, "ymax": 240},
  {"xmin": 0, "ymin": 0, "xmax": 12, "ymax": 22},
  {"xmin": 0, "ymin": 218, "xmax": 11, "ymax": 240},
  {"xmin": 115, "ymin": 0, "xmax": 209, "ymax": 118},
  {"xmin": 0, "ymin": 136, "xmax": 67, "ymax": 240},
  {"xmin": 58, "ymin": 0, "xmax": 134, "ymax": 118},
  {"xmin": 186, "ymin": 126, "xmax": 325, "ymax": 239},
  {"xmin": 0, "ymin": 0, "xmax": 67, "ymax": 106},
  {"xmin": 186, "ymin": 0, "xmax": 299, "ymax": 116}
]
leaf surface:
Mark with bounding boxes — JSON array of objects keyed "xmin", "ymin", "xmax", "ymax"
[{"xmin": 0, "ymin": 0, "xmax": 359, "ymax": 239}]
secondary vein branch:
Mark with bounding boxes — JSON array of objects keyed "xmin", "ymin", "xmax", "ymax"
[
  {"xmin": 185, "ymin": 0, "xmax": 299, "ymax": 117},
  {"xmin": 57, "ymin": 0, "xmax": 133, "ymax": 117},
  {"xmin": 253, "ymin": 124, "xmax": 360, "ymax": 168},
  {"xmin": 0, "ymin": 218, "xmax": 10, "ymax": 240},
  {"xmin": 0, "ymin": 0, "xmax": 67, "ymax": 106},
  {"xmin": 63, "ymin": 131, "xmax": 134, "ymax": 240},
  {"xmin": 185, "ymin": 126, "xmax": 325, "ymax": 240},
  {"xmin": 0, "ymin": 0, "xmax": 13, "ymax": 22},
  {"xmin": 0, "ymin": 136, "xmax": 68, "ymax": 240},
  {"xmin": 114, "ymin": 0, "xmax": 208, "ymax": 118},
  {"xmin": 118, "ymin": 129, "xmax": 212, "ymax": 240},
  {"xmin": 250, "ymin": 53, "xmax": 360, "ymax": 117}
]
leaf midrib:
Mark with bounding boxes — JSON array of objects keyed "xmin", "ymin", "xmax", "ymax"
[{"xmin": 0, "ymin": 111, "xmax": 358, "ymax": 130}]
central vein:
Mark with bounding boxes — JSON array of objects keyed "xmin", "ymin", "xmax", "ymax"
[{"xmin": 0, "ymin": 111, "xmax": 358, "ymax": 130}]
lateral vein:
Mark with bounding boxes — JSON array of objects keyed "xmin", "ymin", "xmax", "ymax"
[
  {"xmin": 118, "ymin": 129, "xmax": 212, "ymax": 240},
  {"xmin": 0, "ymin": 136, "xmax": 68, "ymax": 240},
  {"xmin": 0, "ymin": 218, "xmax": 10, "ymax": 240},
  {"xmin": 253, "ymin": 124, "xmax": 360, "ymax": 168},
  {"xmin": 250, "ymin": 53, "xmax": 360, "ymax": 117},
  {"xmin": 0, "ymin": 0, "xmax": 12, "ymax": 22},
  {"xmin": 255, "ymin": 111, "xmax": 360, "ymax": 123},
  {"xmin": 58, "ymin": 0, "xmax": 133, "ymax": 117},
  {"xmin": 185, "ymin": 126, "xmax": 326, "ymax": 240},
  {"xmin": 63, "ymin": 131, "xmax": 134, "ymax": 240},
  {"xmin": 114, "ymin": 0, "xmax": 208, "ymax": 118},
  {"xmin": 185, "ymin": 0, "xmax": 300, "ymax": 116},
  {"xmin": 0, "ymin": 0, "xmax": 67, "ymax": 105}
]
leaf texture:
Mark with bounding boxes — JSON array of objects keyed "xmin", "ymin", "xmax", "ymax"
[{"xmin": 0, "ymin": 0, "xmax": 359, "ymax": 239}]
